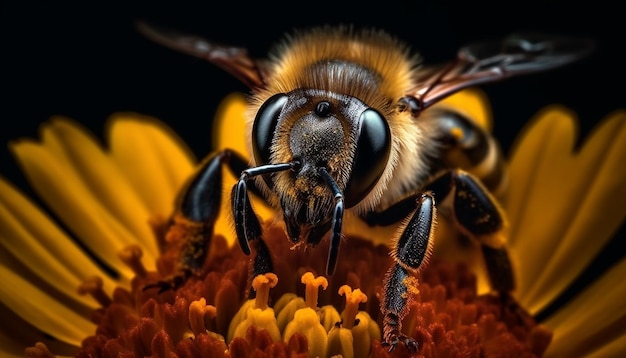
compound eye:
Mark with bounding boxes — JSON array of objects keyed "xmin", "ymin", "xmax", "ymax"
[
  {"xmin": 344, "ymin": 108, "xmax": 391, "ymax": 207},
  {"xmin": 252, "ymin": 93, "xmax": 288, "ymax": 166}
]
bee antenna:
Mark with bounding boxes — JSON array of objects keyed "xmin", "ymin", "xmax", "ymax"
[
  {"xmin": 234, "ymin": 161, "xmax": 298, "ymax": 254},
  {"xmin": 319, "ymin": 167, "xmax": 344, "ymax": 276}
]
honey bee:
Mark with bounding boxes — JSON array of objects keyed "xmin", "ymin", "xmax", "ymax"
[{"xmin": 137, "ymin": 22, "xmax": 592, "ymax": 351}]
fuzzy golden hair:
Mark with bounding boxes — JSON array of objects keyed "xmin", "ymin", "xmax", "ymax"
[
  {"xmin": 244, "ymin": 26, "xmax": 433, "ymax": 213},
  {"xmin": 259, "ymin": 26, "xmax": 421, "ymax": 114}
]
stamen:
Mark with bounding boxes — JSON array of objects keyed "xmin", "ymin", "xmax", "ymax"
[
  {"xmin": 71, "ymin": 218, "xmax": 549, "ymax": 357},
  {"xmin": 301, "ymin": 272, "xmax": 328, "ymax": 309},
  {"xmin": 188, "ymin": 298, "xmax": 217, "ymax": 336},
  {"xmin": 251, "ymin": 273, "xmax": 278, "ymax": 310},
  {"xmin": 24, "ymin": 342, "xmax": 54, "ymax": 358},
  {"xmin": 118, "ymin": 244, "xmax": 147, "ymax": 278},
  {"xmin": 77, "ymin": 276, "xmax": 112, "ymax": 308},
  {"xmin": 338, "ymin": 285, "xmax": 367, "ymax": 329},
  {"xmin": 232, "ymin": 273, "xmax": 281, "ymax": 342},
  {"xmin": 528, "ymin": 324, "xmax": 554, "ymax": 356},
  {"xmin": 148, "ymin": 214, "xmax": 169, "ymax": 252}
]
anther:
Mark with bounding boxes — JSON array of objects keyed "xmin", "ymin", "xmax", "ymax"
[
  {"xmin": 251, "ymin": 273, "xmax": 278, "ymax": 310},
  {"xmin": 78, "ymin": 276, "xmax": 112, "ymax": 308},
  {"xmin": 189, "ymin": 298, "xmax": 217, "ymax": 336},
  {"xmin": 338, "ymin": 285, "xmax": 368, "ymax": 329},
  {"xmin": 118, "ymin": 244, "xmax": 147, "ymax": 278},
  {"xmin": 301, "ymin": 272, "xmax": 329, "ymax": 309}
]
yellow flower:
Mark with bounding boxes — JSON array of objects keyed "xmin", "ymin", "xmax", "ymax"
[{"xmin": 0, "ymin": 90, "xmax": 624, "ymax": 357}]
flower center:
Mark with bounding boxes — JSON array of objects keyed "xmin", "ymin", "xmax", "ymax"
[{"xmin": 28, "ymin": 220, "xmax": 552, "ymax": 357}]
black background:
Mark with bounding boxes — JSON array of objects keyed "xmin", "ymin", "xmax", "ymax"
[{"xmin": 2, "ymin": 2, "xmax": 624, "ymax": 318}]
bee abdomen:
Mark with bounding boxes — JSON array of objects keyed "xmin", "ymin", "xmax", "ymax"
[{"xmin": 429, "ymin": 110, "xmax": 508, "ymax": 197}]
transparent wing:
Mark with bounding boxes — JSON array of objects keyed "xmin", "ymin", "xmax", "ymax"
[
  {"xmin": 135, "ymin": 20, "xmax": 269, "ymax": 89},
  {"xmin": 408, "ymin": 33, "xmax": 595, "ymax": 111}
]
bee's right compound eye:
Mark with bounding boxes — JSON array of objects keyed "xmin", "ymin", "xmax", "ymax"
[
  {"xmin": 344, "ymin": 108, "xmax": 391, "ymax": 208},
  {"xmin": 252, "ymin": 93, "xmax": 288, "ymax": 166}
]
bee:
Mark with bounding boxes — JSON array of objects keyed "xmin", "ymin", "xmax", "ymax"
[{"xmin": 137, "ymin": 22, "xmax": 592, "ymax": 351}]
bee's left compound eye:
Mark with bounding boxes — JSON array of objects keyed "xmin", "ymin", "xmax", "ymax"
[
  {"xmin": 344, "ymin": 108, "xmax": 391, "ymax": 207},
  {"xmin": 252, "ymin": 93, "xmax": 288, "ymax": 166}
]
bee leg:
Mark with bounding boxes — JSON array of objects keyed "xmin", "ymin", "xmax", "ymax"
[
  {"xmin": 380, "ymin": 193, "xmax": 435, "ymax": 353},
  {"xmin": 144, "ymin": 149, "xmax": 251, "ymax": 292},
  {"xmin": 426, "ymin": 169, "xmax": 514, "ymax": 292},
  {"xmin": 430, "ymin": 110, "xmax": 513, "ymax": 292},
  {"xmin": 451, "ymin": 170, "xmax": 513, "ymax": 292}
]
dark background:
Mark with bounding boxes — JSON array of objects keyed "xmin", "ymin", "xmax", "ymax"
[{"xmin": 2, "ymin": 2, "xmax": 624, "ymax": 319}]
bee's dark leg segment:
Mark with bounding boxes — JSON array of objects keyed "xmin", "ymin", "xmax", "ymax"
[
  {"xmin": 482, "ymin": 245, "xmax": 515, "ymax": 292},
  {"xmin": 319, "ymin": 167, "xmax": 345, "ymax": 276},
  {"xmin": 250, "ymin": 236, "xmax": 273, "ymax": 276},
  {"xmin": 394, "ymin": 193, "xmax": 435, "ymax": 270},
  {"xmin": 381, "ymin": 266, "xmax": 419, "ymax": 352},
  {"xmin": 179, "ymin": 151, "xmax": 232, "ymax": 222},
  {"xmin": 171, "ymin": 150, "xmax": 234, "ymax": 279},
  {"xmin": 144, "ymin": 149, "xmax": 247, "ymax": 291},
  {"xmin": 426, "ymin": 107, "xmax": 515, "ymax": 292},
  {"xmin": 449, "ymin": 171, "xmax": 504, "ymax": 236},
  {"xmin": 381, "ymin": 193, "xmax": 435, "ymax": 352},
  {"xmin": 426, "ymin": 169, "xmax": 514, "ymax": 292}
]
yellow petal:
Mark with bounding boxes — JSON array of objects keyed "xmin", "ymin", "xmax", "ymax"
[
  {"xmin": 0, "ymin": 205, "xmax": 98, "ymax": 313},
  {"xmin": 0, "ymin": 302, "xmax": 79, "ymax": 357},
  {"xmin": 544, "ymin": 258, "xmax": 626, "ymax": 357},
  {"xmin": 213, "ymin": 93, "xmax": 250, "ymax": 157},
  {"xmin": 39, "ymin": 117, "xmax": 159, "ymax": 258},
  {"xmin": 0, "ymin": 177, "xmax": 118, "ymax": 295},
  {"xmin": 107, "ymin": 114, "xmax": 196, "ymax": 220},
  {"xmin": 0, "ymin": 264, "xmax": 96, "ymax": 347},
  {"xmin": 9, "ymin": 141, "xmax": 144, "ymax": 279},
  {"xmin": 214, "ymin": 163, "xmax": 242, "ymax": 247},
  {"xmin": 504, "ymin": 109, "xmax": 576, "ymax": 304},
  {"xmin": 505, "ymin": 106, "xmax": 577, "ymax": 246},
  {"xmin": 587, "ymin": 334, "xmax": 626, "ymax": 358},
  {"xmin": 507, "ymin": 109, "xmax": 626, "ymax": 311},
  {"xmin": 524, "ymin": 111, "xmax": 626, "ymax": 311}
]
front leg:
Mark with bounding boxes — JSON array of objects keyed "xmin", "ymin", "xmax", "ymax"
[
  {"xmin": 376, "ymin": 169, "xmax": 511, "ymax": 352},
  {"xmin": 145, "ymin": 149, "xmax": 250, "ymax": 292},
  {"xmin": 380, "ymin": 193, "xmax": 435, "ymax": 353},
  {"xmin": 426, "ymin": 169, "xmax": 514, "ymax": 292}
]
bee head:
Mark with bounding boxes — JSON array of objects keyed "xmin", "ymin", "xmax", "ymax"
[{"xmin": 251, "ymin": 90, "xmax": 391, "ymax": 241}]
